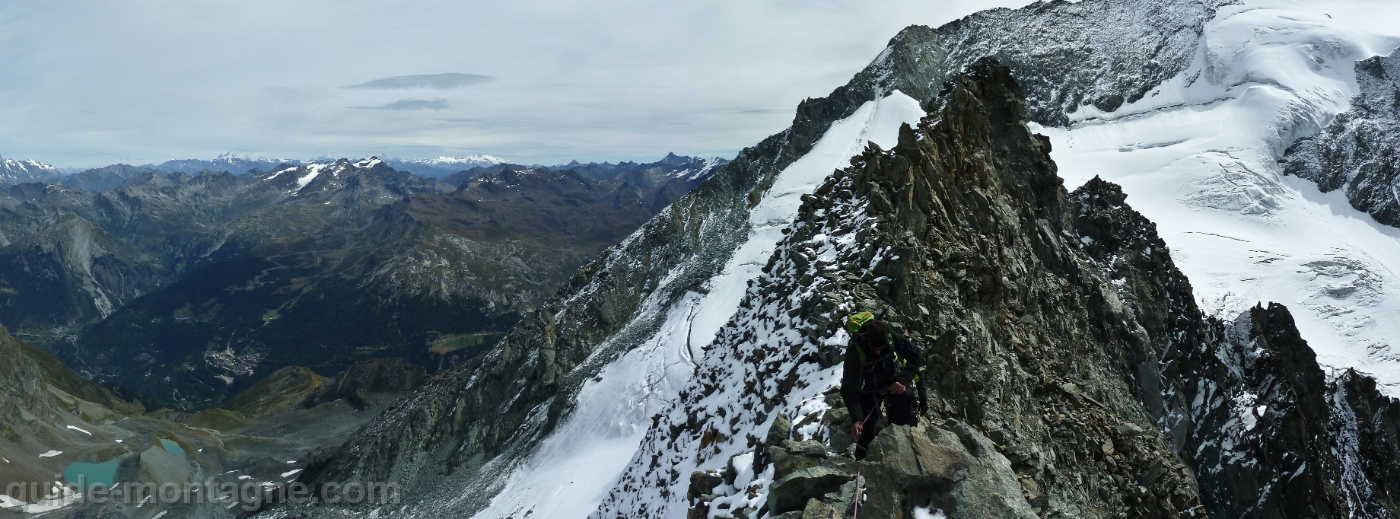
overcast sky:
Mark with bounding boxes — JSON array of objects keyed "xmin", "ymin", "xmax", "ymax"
[{"xmin": 1, "ymin": 0, "xmax": 1395, "ymax": 168}]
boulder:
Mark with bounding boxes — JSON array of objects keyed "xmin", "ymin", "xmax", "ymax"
[
  {"xmin": 687, "ymin": 470, "xmax": 723, "ymax": 504},
  {"xmin": 767, "ymin": 466, "xmax": 853, "ymax": 516},
  {"xmin": 838, "ymin": 421, "xmax": 1036, "ymax": 519}
]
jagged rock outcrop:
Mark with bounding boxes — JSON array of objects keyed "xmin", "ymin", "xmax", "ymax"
[
  {"xmin": 1333, "ymin": 369, "xmax": 1400, "ymax": 515},
  {"xmin": 1181, "ymin": 304, "xmax": 1400, "ymax": 518},
  {"xmin": 1284, "ymin": 48, "xmax": 1400, "ymax": 227}
]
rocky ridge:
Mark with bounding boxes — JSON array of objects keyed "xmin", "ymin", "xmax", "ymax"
[
  {"xmin": 60, "ymin": 164, "xmax": 163, "ymax": 193},
  {"xmin": 151, "ymin": 152, "xmax": 299, "ymax": 176},
  {"xmin": 300, "ymin": 358, "xmax": 428, "ymax": 411},
  {"xmin": 605, "ymin": 60, "xmax": 1400, "ymax": 519},
  {"xmin": 787, "ymin": 0, "xmax": 1225, "ymax": 134},
  {"xmin": 602, "ymin": 57, "xmax": 1207, "ymax": 519}
]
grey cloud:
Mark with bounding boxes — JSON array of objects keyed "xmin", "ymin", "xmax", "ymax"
[
  {"xmin": 356, "ymin": 98, "xmax": 450, "ymax": 111},
  {"xmin": 738, "ymin": 109, "xmax": 787, "ymax": 115},
  {"xmin": 0, "ymin": 0, "xmax": 1029, "ymax": 166},
  {"xmin": 346, "ymin": 73, "xmax": 494, "ymax": 90}
]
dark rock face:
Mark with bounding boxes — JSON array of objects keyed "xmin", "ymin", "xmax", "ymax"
[
  {"xmin": 1284, "ymin": 48, "xmax": 1400, "ymax": 227},
  {"xmin": 1180, "ymin": 304, "xmax": 1400, "ymax": 518},
  {"xmin": 1333, "ymin": 369, "xmax": 1400, "ymax": 516}
]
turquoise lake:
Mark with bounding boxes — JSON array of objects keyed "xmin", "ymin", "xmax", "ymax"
[{"xmin": 62, "ymin": 460, "xmax": 119, "ymax": 488}]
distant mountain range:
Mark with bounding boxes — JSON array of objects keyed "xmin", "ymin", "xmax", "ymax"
[
  {"xmin": 150, "ymin": 153, "xmax": 512, "ymax": 179},
  {"xmin": 0, "ymin": 153, "xmax": 724, "ymax": 409},
  {"xmin": 2, "ymin": 152, "xmax": 736, "ymax": 189},
  {"xmin": 2, "ymin": 152, "xmax": 513, "ymax": 184}
]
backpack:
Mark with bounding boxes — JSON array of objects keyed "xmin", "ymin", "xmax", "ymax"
[{"xmin": 845, "ymin": 313, "xmax": 926, "ymax": 411}]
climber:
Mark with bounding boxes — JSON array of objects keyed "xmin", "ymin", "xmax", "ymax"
[{"xmin": 840, "ymin": 312, "xmax": 923, "ymax": 461}]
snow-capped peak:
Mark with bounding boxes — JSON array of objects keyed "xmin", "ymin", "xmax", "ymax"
[{"xmin": 0, "ymin": 154, "xmax": 63, "ymax": 185}]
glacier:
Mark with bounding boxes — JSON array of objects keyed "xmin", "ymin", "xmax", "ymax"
[{"xmin": 1033, "ymin": 0, "xmax": 1400, "ymax": 395}]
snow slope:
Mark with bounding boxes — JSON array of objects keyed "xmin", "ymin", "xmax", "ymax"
[
  {"xmin": 1032, "ymin": 0, "xmax": 1400, "ymax": 394},
  {"xmin": 468, "ymin": 92, "xmax": 924, "ymax": 519}
]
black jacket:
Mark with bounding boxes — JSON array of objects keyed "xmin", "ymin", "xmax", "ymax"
[{"xmin": 840, "ymin": 328, "xmax": 921, "ymax": 421}]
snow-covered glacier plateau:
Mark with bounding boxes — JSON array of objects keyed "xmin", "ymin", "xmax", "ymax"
[{"xmin": 1034, "ymin": 0, "xmax": 1400, "ymax": 395}]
